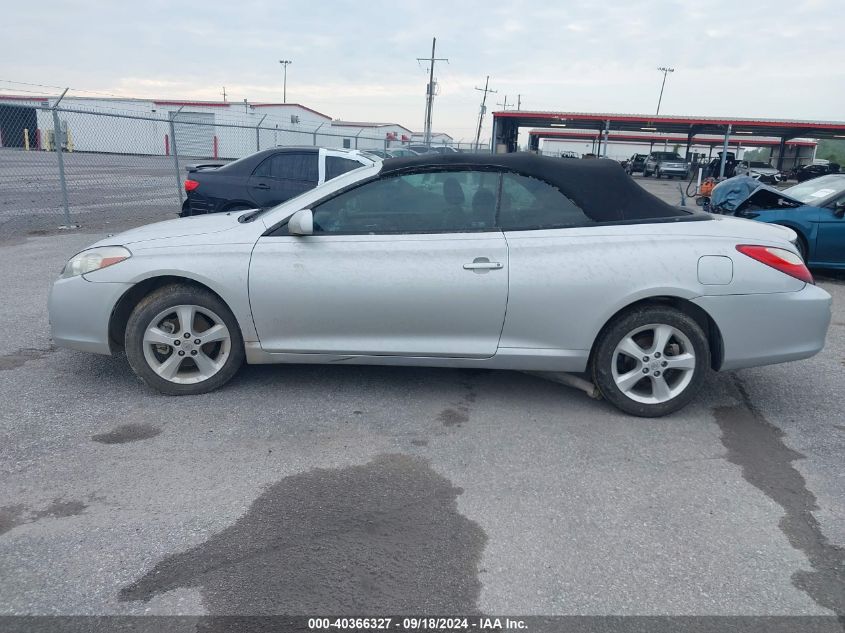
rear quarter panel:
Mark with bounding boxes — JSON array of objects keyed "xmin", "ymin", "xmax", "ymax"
[{"xmin": 500, "ymin": 222, "xmax": 805, "ymax": 354}]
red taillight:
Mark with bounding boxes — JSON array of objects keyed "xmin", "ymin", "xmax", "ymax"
[
  {"xmin": 736, "ymin": 245, "xmax": 813, "ymax": 284},
  {"xmin": 184, "ymin": 179, "xmax": 199, "ymax": 192}
]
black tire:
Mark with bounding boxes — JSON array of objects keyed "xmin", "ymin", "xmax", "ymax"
[
  {"xmin": 591, "ymin": 306, "xmax": 710, "ymax": 417},
  {"xmin": 180, "ymin": 199, "xmax": 191, "ymax": 217},
  {"xmin": 643, "ymin": 169, "xmax": 651, "ymax": 177},
  {"xmin": 125, "ymin": 284, "xmax": 244, "ymax": 395}
]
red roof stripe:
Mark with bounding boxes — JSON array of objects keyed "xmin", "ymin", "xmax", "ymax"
[
  {"xmin": 153, "ymin": 100, "xmax": 231, "ymax": 108},
  {"xmin": 496, "ymin": 110, "xmax": 845, "ymax": 131},
  {"xmin": 530, "ymin": 130, "xmax": 817, "ymax": 147}
]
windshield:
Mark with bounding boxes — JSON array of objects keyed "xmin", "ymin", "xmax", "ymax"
[
  {"xmin": 652, "ymin": 152, "xmax": 682, "ymax": 161},
  {"xmin": 783, "ymin": 175, "xmax": 845, "ymax": 204},
  {"xmin": 749, "ymin": 162, "xmax": 770, "ymax": 168}
]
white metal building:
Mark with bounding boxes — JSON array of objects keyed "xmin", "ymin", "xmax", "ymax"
[{"xmin": 0, "ymin": 94, "xmax": 442, "ymax": 158}]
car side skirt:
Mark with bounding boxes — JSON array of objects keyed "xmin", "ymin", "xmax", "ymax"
[{"xmin": 244, "ymin": 343, "xmax": 590, "ymax": 372}]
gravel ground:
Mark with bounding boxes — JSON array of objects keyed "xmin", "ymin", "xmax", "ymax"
[{"xmin": 0, "ymin": 163, "xmax": 843, "ymax": 628}]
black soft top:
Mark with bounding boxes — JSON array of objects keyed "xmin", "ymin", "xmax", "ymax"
[{"xmin": 381, "ymin": 152, "xmax": 692, "ymax": 223}]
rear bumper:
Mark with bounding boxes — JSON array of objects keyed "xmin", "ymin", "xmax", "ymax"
[
  {"xmin": 48, "ymin": 275, "xmax": 133, "ymax": 355},
  {"xmin": 693, "ymin": 284, "xmax": 832, "ymax": 371}
]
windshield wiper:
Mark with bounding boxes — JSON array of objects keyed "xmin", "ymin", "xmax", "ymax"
[{"xmin": 237, "ymin": 208, "xmax": 267, "ymax": 223}]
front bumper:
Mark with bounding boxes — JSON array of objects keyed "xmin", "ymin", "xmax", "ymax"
[
  {"xmin": 48, "ymin": 275, "xmax": 133, "ymax": 355},
  {"xmin": 693, "ymin": 284, "xmax": 832, "ymax": 371},
  {"xmin": 659, "ymin": 165, "xmax": 689, "ymax": 176}
]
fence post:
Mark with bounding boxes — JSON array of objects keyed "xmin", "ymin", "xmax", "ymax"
[
  {"xmin": 312, "ymin": 122, "xmax": 325, "ymax": 146},
  {"xmin": 168, "ymin": 107, "xmax": 184, "ymax": 205},
  {"xmin": 51, "ymin": 88, "xmax": 73, "ymax": 227},
  {"xmin": 256, "ymin": 114, "xmax": 267, "ymax": 151}
]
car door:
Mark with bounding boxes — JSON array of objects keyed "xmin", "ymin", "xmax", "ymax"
[
  {"xmin": 814, "ymin": 194, "xmax": 845, "ymax": 265},
  {"xmin": 248, "ymin": 151, "xmax": 319, "ymax": 207},
  {"xmin": 249, "ymin": 168, "xmax": 508, "ymax": 357},
  {"xmin": 496, "ymin": 171, "xmax": 618, "ymax": 369}
]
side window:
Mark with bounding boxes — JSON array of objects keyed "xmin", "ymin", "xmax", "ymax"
[
  {"xmin": 311, "ymin": 170, "xmax": 500, "ymax": 234},
  {"xmin": 499, "ymin": 172, "xmax": 594, "ymax": 230},
  {"xmin": 325, "ymin": 156, "xmax": 363, "ymax": 181},
  {"xmin": 253, "ymin": 153, "xmax": 318, "ymax": 182}
]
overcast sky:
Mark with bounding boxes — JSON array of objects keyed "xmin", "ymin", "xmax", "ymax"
[{"xmin": 3, "ymin": 0, "xmax": 843, "ymax": 141}]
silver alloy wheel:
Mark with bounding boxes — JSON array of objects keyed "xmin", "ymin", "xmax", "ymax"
[
  {"xmin": 141, "ymin": 304, "xmax": 231, "ymax": 385},
  {"xmin": 610, "ymin": 323, "xmax": 696, "ymax": 405}
]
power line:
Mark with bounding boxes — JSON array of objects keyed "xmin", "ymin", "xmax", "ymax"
[
  {"xmin": 416, "ymin": 37, "xmax": 448, "ymax": 146},
  {"xmin": 474, "ymin": 76, "xmax": 497, "ymax": 151}
]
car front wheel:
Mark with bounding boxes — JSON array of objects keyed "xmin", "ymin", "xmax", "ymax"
[
  {"xmin": 125, "ymin": 284, "xmax": 244, "ymax": 395},
  {"xmin": 592, "ymin": 306, "xmax": 710, "ymax": 417}
]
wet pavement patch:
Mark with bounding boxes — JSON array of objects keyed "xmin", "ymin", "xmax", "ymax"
[
  {"xmin": 437, "ymin": 374, "xmax": 477, "ymax": 427},
  {"xmin": 0, "ymin": 504, "xmax": 28, "ymax": 536},
  {"xmin": 92, "ymin": 423, "xmax": 161, "ymax": 444},
  {"xmin": 715, "ymin": 376, "xmax": 845, "ymax": 616},
  {"xmin": 119, "ymin": 454, "xmax": 487, "ymax": 614},
  {"xmin": 0, "ymin": 499, "xmax": 87, "ymax": 536},
  {"xmin": 0, "ymin": 346, "xmax": 54, "ymax": 371}
]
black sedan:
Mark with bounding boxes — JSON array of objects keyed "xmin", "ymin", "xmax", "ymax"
[
  {"xmin": 180, "ymin": 147, "xmax": 375, "ymax": 216},
  {"xmin": 791, "ymin": 162, "xmax": 841, "ymax": 183}
]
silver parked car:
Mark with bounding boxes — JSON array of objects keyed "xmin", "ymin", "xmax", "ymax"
[
  {"xmin": 643, "ymin": 151, "xmax": 690, "ymax": 179},
  {"xmin": 48, "ymin": 154, "xmax": 831, "ymax": 417}
]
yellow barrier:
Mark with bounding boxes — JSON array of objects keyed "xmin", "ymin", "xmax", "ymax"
[{"xmin": 24, "ymin": 128, "xmax": 30, "ymax": 151}]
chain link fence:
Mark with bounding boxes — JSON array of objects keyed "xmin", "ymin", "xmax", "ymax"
[{"xmin": 0, "ymin": 97, "xmax": 487, "ymax": 237}]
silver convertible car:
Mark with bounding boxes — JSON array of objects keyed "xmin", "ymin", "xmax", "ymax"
[{"xmin": 48, "ymin": 154, "xmax": 831, "ymax": 417}]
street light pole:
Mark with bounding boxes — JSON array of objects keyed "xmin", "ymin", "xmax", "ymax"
[
  {"xmin": 279, "ymin": 60, "xmax": 292, "ymax": 103},
  {"xmin": 655, "ymin": 66, "xmax": 674, "ymax": 116}
]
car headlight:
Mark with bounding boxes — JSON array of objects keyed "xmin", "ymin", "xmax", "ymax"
[{"xmin": 60, "ymin": 246, "xmax": 131, "ymax": 279}]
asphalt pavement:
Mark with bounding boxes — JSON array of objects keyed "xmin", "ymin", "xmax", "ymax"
[{"xmin": 0, "ymin": 173, "xmax": 843, "ymax": 626}]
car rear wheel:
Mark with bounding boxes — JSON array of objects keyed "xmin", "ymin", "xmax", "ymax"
[
  {"xmin": 592, "ymin": 306, "xmax": 710, "ymax": 417},
  {"xmin": 125, "ymin": 284, "xmax": 244, "ymax": 395}
]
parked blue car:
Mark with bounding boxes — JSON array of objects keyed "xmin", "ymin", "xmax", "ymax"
[{"xmin": 714, "ymin": 174, "xmax": 845, "ymax": 269}]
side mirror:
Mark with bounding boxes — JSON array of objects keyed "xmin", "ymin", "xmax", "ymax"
[
  {"xmin": 288, "ymin": 209, "xmax": 314, "ymax": 235},
  {"xmin": 834, "ymin": 201, "xmax": 845, "ymax": 218}
]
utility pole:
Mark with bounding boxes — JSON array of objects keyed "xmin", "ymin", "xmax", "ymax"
[
  {"xmin": 416, "ymin": 38, "xmax": 448, "ymax": 147},
  {"xmin": 221, "ymin": 86, "xmax": 227, "ymax": 102},
  {"xmin": 496, "ymin": 95, "xmax": 510, "ymax": 110},
  {"xmin": 655, "ymin": 66, "xmax": 674, "ymax": 116},
  {"xmin": 279, "ymin": 59, "xmax": 292, "ymax": 103},
  {"xmin": 517, "ymin": 94, "xmax": 522, "ymax": 110},
  {"xmin": 474, "ymin": 76, "xmax": 497, "ymax": 151}
]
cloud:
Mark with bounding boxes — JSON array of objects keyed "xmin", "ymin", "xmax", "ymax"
[{"xmin": 1, "ymin": 0, "xmax": 843, "ymax": 138}]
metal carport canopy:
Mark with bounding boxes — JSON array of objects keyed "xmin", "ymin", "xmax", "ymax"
[
  {"xmin": 527, "ymin": 129, "xmax": 818, "ymax": 149},
  {"xmin": 494, "ymin": 111, "xmax": 845, "ymax": 138}
]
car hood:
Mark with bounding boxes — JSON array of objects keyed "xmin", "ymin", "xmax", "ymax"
[
  {"xmin": 712, "ymin": 176, "xmax": 803, "ymax": 213},
  {"xmin": 92, "ymin": 210, "xmax": 254, "ymax": 247},
  {"xmin": 749, "ymin": 167, "xmax": 779, "ymax": 175}
]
